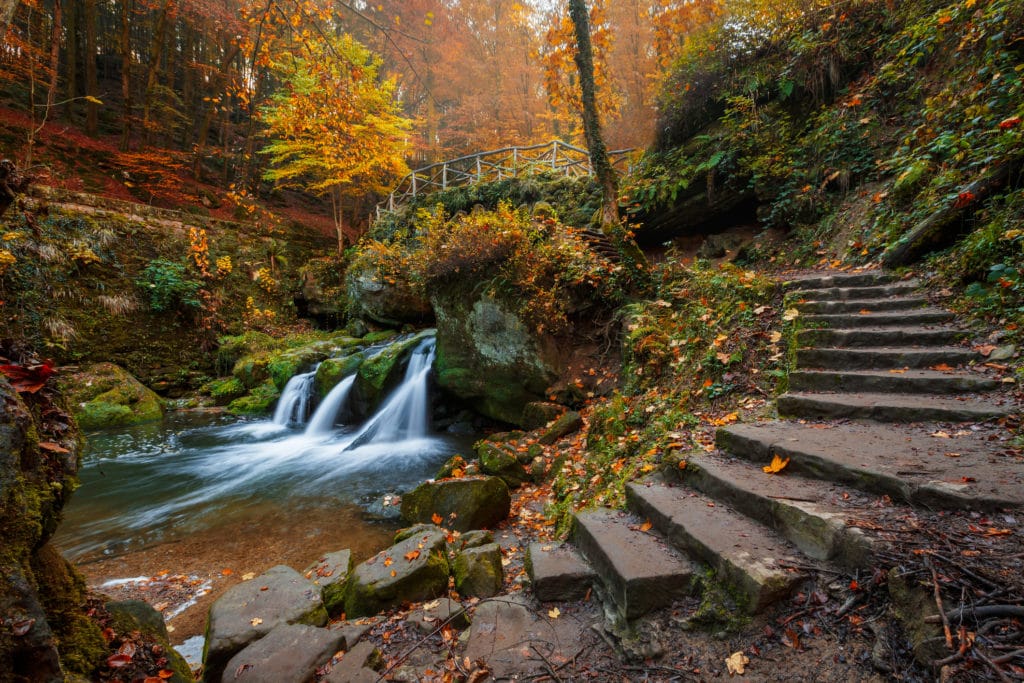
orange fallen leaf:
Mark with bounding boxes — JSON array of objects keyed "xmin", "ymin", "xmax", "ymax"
[
  {"xmin": 390, "ymin": 570, "xmax": 397, "ymax": 577},
  {"xmin": 859, "ymin": 309, "xmax": 872, "ymax": 315},
  {"xmin": 975, "ymin": 344, "xmax": 997, "ymax": 357},
  {"xmin": 639, "ymin": 519, "xmax": 653, "ymax": 533},
  {"xmin": 762, "ymin": 454, "xmax": 790, "ymax": 474},
  {"xmin": 985, "ymin": 528, "xmax": 1012, "ymax": 536},
  {"xmin": 38, "ymin": 441, "xmax": 70, "ymax": 454},
  {"xmin": 431, "ymin": 513, "xmax": 443, "ymax": 525},
  {"xmin": 930, "ymin": 363, "xmax": 955, "ymax": 372},
  {"xmin": 383, "ymin": 556, "xmax": 393, "ymax": 567},
  {"xmin": 405, "ymin": 550, "xmax": 421, "ymax": 561},
  {"xmin": 221, "ymin": 568, "xmax": 233, "ymax": 576}
]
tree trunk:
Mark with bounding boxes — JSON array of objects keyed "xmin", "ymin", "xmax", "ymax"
[
  {"xmin": 64, "ymin": 0, "xmax": 76, "ymax": 121},
  {"xmin": 141, "ymin": 0, "xmax": 169, "ymax": 145},
  {"xmin": 568, "ymin": 0, "xmax": 618, "ymax": 229},
  {"xmin": 84, "ymin": 0, "xmax": 99, "ymax": 135},
  {"xmin": 46, "ymin": 0, "xmax": 61, "ymax": 112},
  {"xmin": 193, "ymin": 41, "xmax": 239, "ymax": 180},
  {"xmin": 119, "ymin": 0, "xmax": 133, "ymax": 150}
]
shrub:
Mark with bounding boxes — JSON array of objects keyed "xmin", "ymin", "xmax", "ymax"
[{"xmin": 136, "ymin": 259, "xmax": 202, "ymax": 313}]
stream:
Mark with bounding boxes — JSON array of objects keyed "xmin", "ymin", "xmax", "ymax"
[{"xmin": 55, "ymin": 337, "xmax": 470, "ymax": 647}]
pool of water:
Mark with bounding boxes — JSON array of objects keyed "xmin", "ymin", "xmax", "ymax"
[{"xmin": 57, "ymin": 411, "xmax": 468, "ymax": 564}]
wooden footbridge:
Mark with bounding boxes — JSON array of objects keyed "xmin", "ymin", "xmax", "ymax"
[{"xmin": 375, "ymin": 139, "xmax": 634, "ymax": 218}]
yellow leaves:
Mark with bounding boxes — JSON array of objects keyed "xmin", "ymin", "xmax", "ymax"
[
  {"xmin": 726, "ymin": 651, "xmax": 749, "ymax": 675},
  {"xmin": 547, "ymin": 607, "xmax": 561, "ymax": 619},
  {"xmin": 639, "ymin": 519, "xmax": 653, "ymax": 532},
  {"xmin": 250, "ymin": 617, "xmax": 263, "ymax": 626},
  {"xmin": 762, "ymin": 454, "xmax": 790, "ymax": 474},
  {"xmin": 709, "ymin": 412, "xmax": 738, "ymax": 427},
  {"xmin": 782, "ymin": 308, "xmax": 800, "ymax": 321}
]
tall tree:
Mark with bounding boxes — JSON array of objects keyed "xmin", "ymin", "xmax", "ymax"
[
  {"xmin": 261, "ymin": 34, "xmax": 412, "ymax": 250},
  {"xmin": 568, "ymin": 0, "xmax": 619, "ymax": 228}
]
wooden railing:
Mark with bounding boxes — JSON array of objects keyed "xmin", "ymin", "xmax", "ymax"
[{"xmin": 375, "ymin": 140, "xmax": 634, "ymax": 218}]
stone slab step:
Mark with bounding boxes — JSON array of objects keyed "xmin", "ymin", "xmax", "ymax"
[
  {"xmin": 625, "ymin": 481, "xmax": 804, "ymax": 613},
  {"xmin": 803, "ymin": 309, "xmax": 953, "ymax": 328},
  {"xmin": 717, "ymin": 422, "xmax": 1024, "ymax": 510},
  {"xmin": 671, "ymin": 453, "xmax": 874, "ymax": 569},
  {"xmin": 571, "ymin": 508, "xmax": 694, "ymax": 619},
  {"xmin": 777, "ymin": 391, "xmax": 1012, "ymax": 422},
  {"xmin": 789, "ymin": 282, "xmax": 920, "ymax": 301},
  {"xmin": 798, "ymin": 326, "xmax": 964, "ymax": 348},
  {"xmin": 525, "ymin": 543, "xmax": 596, "ymax": 602},
  {"xmin": 781, "ymin": 271, "xmax": 897, "ymax": 290},
  {"xmin": 795, "ymin": 296, "xmax": 932, "ymax": 314},
  {"xmin": 789, "ymin": 369, "xmax": 999, "ymax": 394},
  {"xmin": 797, "ymin": 346, "xmax": 979, "ymax": 370}
]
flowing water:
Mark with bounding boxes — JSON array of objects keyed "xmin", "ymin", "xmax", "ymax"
[{"xmin": 56, "ymin": 337, "xmax": 469, "ymax": 643}]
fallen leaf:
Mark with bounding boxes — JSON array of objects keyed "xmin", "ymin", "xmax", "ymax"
[
  {"xmin": 768, "ymin": 331, "xmax": 783, "ymax": 343},
  {"xmin": 931, "ymin": 431, "xmax": 951, "ymax": 439},
  {"xmin": 975, "ymin": 344, "xmax": 996, "ymax": 357},
  {"xmin": 762, "ymin": 454, "xmax": 790, "ymax": 474},
  {"xmin": 985, "ymin": 528, "xmax": 1012, "ymax": 536},
  {"xmin": 250, "ymin": 617, "xmax": 262, "ymax": 626},
  {"xmin": 38, "ymin": 441, "xmax": 70, "ymax": 454},
  {"xmin": 783, "ymin": 308, "xmax": 800, "ymax": 321},
  {"xmin": 241, "ymin": 572, "xmax": 255, "ymax": 581},
  {"xmin": 726, "ymin": 651, "xmax": 750, "ymax": 675},
  {"xmin": 859, "ymin": 309, "xmax": 872, "ymax": 315},
  {"xmin": 548, "ymin": 607, "xmax": 560, "ymax": 619},
  {"xmin": 390, "ymin": 570, "xmax": 397, "ymax": 577},
  {"xmin": 107, "ymin": 653, "xmax": 133, "ymax": 668},
  {"xmin": 383, "ymin": 556, "xmax": 393, "ymax": 567},
  {"xmin": 221, "ymin": 568, "xmax": 233, "ymax": 576},
  {"xmin": 11, "ymin": 618, "xmax": 34, "ymax": 636},
  {"xmin": 405, "ymin": 550, "xmax": 421, "ymax": 561},
  {"xmin": 639, "ymin": 519, "xmax": 653, "ymax": 532},
  {"xmin": 158, "ymin": 670, "xmax": 175, "ymax": 680},
  {"xmin": 781, "ymin": 628, "xmax": 801, "ymax": 649},
  {"xmin": 431, "ymin": 512, "xmax": 443, "ymax": 525},
  {"xmin": 931, "ymin": 363, "xmax": 955, "ymax": 372},
  {"xmin": 944, "ymin": 452, "xmax": 961, "ymax": 458}
]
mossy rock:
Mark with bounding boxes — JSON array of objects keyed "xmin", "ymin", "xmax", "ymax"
[
  {"xmin": 227, "ymin": 380, "xmax": 281, "ymax": 416},
  {"xmin": 400, "ymin": 476, "xmax": 511, "ymax": 532},
  {"xmin": 351, "ymin": 330, "xmax": 434, "ymax": 418},
  {"xmin": 453, "ymin": 543, "xmax": 503, "ymax": 598},
  {"xmin": 232, "ymin": 354, "xmax": 271, "ymax": 390},
  {"xmin": 216, "ymin": 331, "xmax": 279, "ymax": 375},
  {"xmin": 203, "ymin": 377, "xmax": 246, "ymax": 406},
  {"xmin": 537, "ymin": 411, "xmax": 582, "ymax": 445},
  {"xmin": 267, "ymin": 347, "xmax": 330, "ymax": 391},
  {"xmin": 105, "ymin": 600, "xmax": 192, "ymax": 682},
  {"xmin": 60, "ymin": 363, "xmax": 164, "ymax": 430},
  {"xmin": 892, "ymin": 160, "xmax": 932, "ymax": 201},
  {"xmin": 314, "ymin": 353, "xmax": 364, "ymax": 398},
  {"xmin": 363, "ymin": 330, "xmax": 399, "ymax": 344},
  {"xmin": 475, "ymin": 441, "xmax": 529, "ymax": 488}
]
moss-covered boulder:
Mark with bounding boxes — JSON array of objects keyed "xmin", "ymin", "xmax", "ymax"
[
  {"xmin": 537, "ymin": 410, "xmax": 582, "ymax": 445},
  {"xmin": 314, "ymin": 353, "xmax": 364, "ymax": 399},
  {"xmin": 60, "ymin": 362, "xmax": 164, "ymax": 430},
  {"xmin": 304, "ymin": 549, "xmax": 353, "ymax": 618},
  {"xmin": 202, "ymin": 377, "xmax": 247, "ymax": 406},
  {"xmin": 342, "ymin": 527, "xmax": 449, "ymax": 618},
  {"xmin": 400, "ymin": 476, "xmax": 511, "ymax": 532},
  {"xmin": 521, "ymin": 402, "xmax": 566, "ymax": 430},
  {"xmin": 1, "ymin": 373, "xmax": 105, "ymax": 680},
  {"xmin": 432, "ymin": 290, "xmax": 559, "ymax": 426},
  {"xmin": 476, "ymin": 441, "xmax": 529, "ymax": 488},
  {"xmin": 105, "ymin": 600, "xmax": 192, "ymax": 682},
  {"xmin": 351, "ymin": 329, "xmax": 435, "ymax": 418},
  {"xmin": 453, "ymin": 543, "xmax": 504, "ymax": 598},
  {"xmin": 226, "ymin": 379, "xmax": 280, "ymax": 416}
]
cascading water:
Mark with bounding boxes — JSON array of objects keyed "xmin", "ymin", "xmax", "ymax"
[
  {"xmin": 345, "ymin": 338, "xmax": 435, "ymax": 448},
  {"xmin": 304, "ymin": 374, "xmax": 356, "ymax": 436},
  {"xmin": 272, "ymin": 368, "xmax": 318, "ymax": 425}
]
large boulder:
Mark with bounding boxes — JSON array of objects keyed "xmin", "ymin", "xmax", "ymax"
[
  {"xmin": 313, "ymin": 353, "xmax": 364, "ymax": 399},
  {"xmin": 60, "ymin": 362, "xmax": 164, "ymax": 430},
  {"xmin": 342, "ymin": 526, "xmax": 450, "ymax": 618},
  {"xmin": 0, "ymin": 373, "xmax": 105, "ymax": 680},
  {"xmin": 202, "ymin": 565, "xmax": 328, "ymax": 683},
  {"xmin": 350, "ymin": 330, "xmax": 435, "ymax": 418},
  {"xmin": 400, "ymin": 476, "xmax": 511, "ymax": 532},
  {"xmin": 304, "ymin": 549, "xmax": 353, "ymax": 617},
  {"xmin": 221, "ymin": 623, "xmax": 344, "ymax": 683},
  {"xmin": 476, "ymin": 441, "xmax": 529, "ymax": 488},
  {"xmin": 453, "ymin": 543, "xmax": 504, "ymax": 598},
  {"xmin": 432, "ymin": 290, "xmax": 559, "ymax": 426},
  {"xmin": 345, "ymin": 258, "xmax": 433, "ymax": 327}
]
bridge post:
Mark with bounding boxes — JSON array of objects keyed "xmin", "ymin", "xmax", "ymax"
[
  {"xmin": 551, "ymin": 140, "xmax": 558, "ymax": 170},
  {"xmin": 476, "ymin": 156, "xmax": 482, "ymax": 182},
  {"xmin": 389, "ymin": 193, "xmax": 395, "ymax": 211},
  {"xmin": 442, "ymin": 163, "xmax": 448, "ymax": 190},
  {"xmin": 512, "ymin": 148, "xmax": 518, "ymax": 177},
  {"xmin": 412, "ymin": 174, "xmax": 417, "ymax": 197}
]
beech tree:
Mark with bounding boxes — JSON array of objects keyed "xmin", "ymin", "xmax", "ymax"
[{"xmin": 260, "ymin": 34, "xmax": 412, "ymax": 250}]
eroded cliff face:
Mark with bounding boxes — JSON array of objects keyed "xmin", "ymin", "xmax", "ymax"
[{"xmin": 0, "ymin": 363, "xmax": 104, "ymax": 681}]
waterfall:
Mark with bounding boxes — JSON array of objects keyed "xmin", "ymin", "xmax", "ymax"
[
  {"xmin": 344, "ymin": 338, "xmax": 435, "ymax": 449},
  {"xmin": 304, "ymin": 375, "xmax": 356, "ymax": 436},
  {"xmin": 271, "ymin": 369, "xmax": 317, "ymax": 425}
]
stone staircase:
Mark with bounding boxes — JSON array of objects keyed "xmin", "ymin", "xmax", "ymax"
[{"xmin": 528, "ymin": 270, "xmax": 1021, "ymax": 624}]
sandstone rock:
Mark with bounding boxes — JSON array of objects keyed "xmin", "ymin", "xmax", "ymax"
[
  {"xmin": 202, "ymin": 565, "xmax": 327, "ymax": 682},
  {"xmin": 400, "ymin": 477, "xmax": 511, "ymax": 532},
  {"xmin": 432, "ymin": 290, "xmax": 559, "ymax": 426},
  {"xmin": 453, "ymin": 543, "xmax": 504, "ymax": 598},
  {"xmin": 304, "ymin": 550, "xmax": 353, "ymax": 617},
  {"xmin": 60, "ymin": 362, "xmax": 164, "ymax": 430},
  {"xmin": 221, "ymin": 623, "xmax": 343, "ymax": 683},
  {"xmin": 342, "ymin": 527, "xmax": 449, "ymax": 618}
]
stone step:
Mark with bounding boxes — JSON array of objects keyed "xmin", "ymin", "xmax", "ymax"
[
  {"xmin": 670, "ymin": 453, "xmax": 874, "ymax": 569},
  {"xmin": 781, "ymin": 271, "xmax": 897, "ymax": 290},
  {"xmin": 795, "ymin": 296, "xmax": 932, "ymax": 314},
  {"xmin": 571, "ymin": 508, "xmax": 694, "ymax": 619},
  {"xmin": 625, "ymin": 481, "xmax": 804, "ymax": 613},
  {"xmin": 777, "ymin": 391, "xmax": 1012, "ymax": 422},
  {"xmin": 789, "ymin": 282, "xmax": 920, "ymax": 301},
  {"xmin": 717, "ymin": 422, "xmax": 1024, "ymax": 510},
  {"xmin": 798, "ymin": 326, "xmax": 964, "ymax": 348},
  {"xmin": 789, "ymin": 369, "xmax": 999, "ymax": 394},
  {"xmin": 803, "ymin": 309, "xmax": 953, "ymax": 328},
  {"xmin": 797, "ymin": 346, "xmax": 979, "ymax": 370}
]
